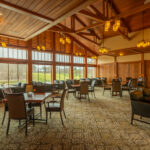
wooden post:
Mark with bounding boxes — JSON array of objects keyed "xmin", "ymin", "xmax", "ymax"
[
  {"xmin": 85, "ymin": 52, "xmax": 87, "ymax": 78},
  {"xmin": 52, "ymin": 32, "xmax": 56, "ymax": 83},
  {"xmin": 114, "ymin": 56, "xmax": 118, "ymax": 79},
  {"xmin": 27, "ymin": 40, "xmax": 32, "ymax": 84},
  {"xmin": 70, "ymin": 41, "xmax": 74, "ymax": 80},
  {"xmin": 141, "ymin": 53, "xmax": 145, "ymax": 77},
  {"xmin": 96, "ymin": 58, "xmax": 98, "ymax": 77}
]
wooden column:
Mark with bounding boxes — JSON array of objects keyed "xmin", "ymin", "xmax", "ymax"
[
  {"xmin": 96, "ymin": 58, "xmax": 98, "ymax": 77},
  {"xmin": 141, "ymin": 53, "xmax": 145, "ymax": 77},
  {"xmin": 85, "ymin": 52, "xmax": 87, "ymax": 78},
  {"xmin": 114, "ymin": 56, "xmax": 118, "ymax": 79},
  {"xmin": 27, "ymin": 40, "xmax": 32, "ymax": 84},
  {"xmin": 70, "ymin": 41, "xmax": 74, "ymax": 80},
  {"xmin": 52, "ymin": 32, "xmax": 56, "ymax": 83}
]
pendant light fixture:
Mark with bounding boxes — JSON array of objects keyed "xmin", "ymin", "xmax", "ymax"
[
  {"xmin": 99, "ymin": 24, "xmax": 109, "ymax": 54},
  {"xmin": 59, "ymin": 19, "xmax": 71, "ymax": 44},
  {"xmin": 104, "ymin": 0, "xmax": 121, "ymax": 32},
  {"xmin": 137, "ymin": 11, "xmax": 150, "ymax": 48}
]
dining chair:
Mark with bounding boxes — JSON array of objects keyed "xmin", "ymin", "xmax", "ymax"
[
  {"xmin": 111, "ymin": 79, "xmax": 122, "ymax": 97},
  {"xmin": 5, "ymin": 93, "xmax": 34, "ymax": 135},
  {"xmin": 78, "ymin": 81, "xmax": 90, "ymax": 101},
  {"xmin": 88, "ymin": 80, "xmax": 96, "ymax": 98},
  {"xmin": 66, "ymin": 80, "xmax": 76, "ymax": 99},
  {"xmin": 45, "ymin": 89, "xmax": 67, "ymax": 126},
  {"xmin": 1, "ymin": 88, "xmax": 12, "ymax": 125},
  {"xmin": 102, "ymin": 80, "xmax": 111, "ymax": 95}
]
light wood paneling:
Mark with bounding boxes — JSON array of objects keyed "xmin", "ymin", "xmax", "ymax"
[
  {"xmin": 118, "ymin": 61, "xmax": 141, "ymax": 82},
  {"xmin": 145, "ymin": 60, "xmax": 150, "ymax": 88}
]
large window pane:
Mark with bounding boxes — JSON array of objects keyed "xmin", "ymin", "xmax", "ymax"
[
  {"xmin": 0, "ymin": 63, "xmax": 8, "ymax": 85},
  {"xmin": 55, "ymin": 54, "xmax": 70, "ymax": 63},
  {"xmin": 32, "ymin": 51, "xmax": 52, "ymax": 61},
  {"xmin": 73, "ymin": 66, "xmax": 84, "ymax": 79},
  {"xmin": 18, "ymin": 64, "xmax": 27, "ymax": 83},
  {"xmin": 87, "ymin": 58, "xmax": 96, "ymax": 64},
  {"xmin": 32, "ymin": 65, "xmax": 39, "ymax": 82},
  {"xmin": 73, "ymin": 56, "xmax": 84, "ymax": 64},
  {"xmin": 56, "ymin": 66, "xmax": 70, "ymax": 80},
  {"xmin": 9, "ymin": 64, "xmax": 18, "ymax": 85},
  {"xmin": 87, "ymin": 67, "xmax": 96, "ymax": 78},
  {"xmin": 32, "ymin": 64, "xmax": 52, "ymax": 83}
]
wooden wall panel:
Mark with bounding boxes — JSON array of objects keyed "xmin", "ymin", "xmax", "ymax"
[
  {"xmin": 145, "ymin": 61, "xmax": 150, "ymax": 88},
  {"xmin": 118, "ymin": 61, "xmax": 141, "ymax": 82},
  {"xmin": 99, "ymin": 63, "xmax": 114, "ymax": 82}
]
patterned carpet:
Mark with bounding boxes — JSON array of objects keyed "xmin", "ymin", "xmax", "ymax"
[{"xmin": 0, "ymin": 88, "xmax": 150, "ymax": 150}]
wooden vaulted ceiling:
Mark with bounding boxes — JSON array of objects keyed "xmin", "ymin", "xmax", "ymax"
[{"xmin": 1, "ymin": 0, "xmax": 150, "ymax": 56}]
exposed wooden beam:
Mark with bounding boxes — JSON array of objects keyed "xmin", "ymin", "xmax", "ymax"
[
  {"xmin": 0, "ymin": 33, "xmax": 25, "ymax": 40},
  {"xmin": 88, "ymin": 5, "xmax": 106, "ymax": 20},
  {"xmin": 65, "ymin": 33, "xmax": 99, "ymax": 56},
  {"xmin": 0, "ymin": 0, "xmax": 53, "ymax": 23},
  {"xmin": 48, "ymin": 27, "xmax": 75, "ymax": 33},
  {"xmin": 76, "ymin": 22, "xmax": 101, "ymax": 33},
  {"xmin": 113, "ymin": 3, "xmax": 150, "ymax": 19},
  {"xmin": 25, "ymin": 0, "xmax": 98, "ymax": 40},
  {"xmin": 118, "ymin": 29, "xmax": 130, "ymax": 40},
  {"xmin": 77, "ymin": 33, "xmax": 100, "ymax": 45},
  {"xmin": 74, "ymin": 15, "xmax": 100, "ymax": 39},
  {"xmin": 79, "ymin": 32, "xmax": 95, "ymax": 36},
  {"xmin": 78, "ymin": 10, "xmax": 104, "ymax": 23}
]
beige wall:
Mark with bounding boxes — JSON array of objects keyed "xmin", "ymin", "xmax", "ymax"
[
  {"xmin": 98, "ymin": 55, "xmax": 114, "ymax": 64},
  {"xmin": 117, "ymin": 54, "xmax": 141, "ymax": 62},
  {"xmin": 98, "ymin": 53, "xmax": 150, "ymax": 64},
  {"xmin": 104, "ymin": 28, "xmax": 150, "ymax": 50}
]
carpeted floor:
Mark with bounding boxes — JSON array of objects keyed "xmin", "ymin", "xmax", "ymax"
[{"xmin": 0, "ymin": 88, "xmax": 150, "ymax": 150}]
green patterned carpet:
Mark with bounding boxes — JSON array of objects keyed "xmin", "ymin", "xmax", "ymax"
[{"xmin": 0, "ymin": 88, "xmax": 150, "ymax": 150}]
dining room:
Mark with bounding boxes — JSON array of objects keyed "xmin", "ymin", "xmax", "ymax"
[{"xmin": 0, "ymin": 0, "xmax": 150, "ymax": 149}]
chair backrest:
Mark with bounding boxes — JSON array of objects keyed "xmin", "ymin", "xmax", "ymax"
[
  {"xmin": 126, "ymin": 77, "xmax": 132, "ymax": 82},
  {"xmin": 130, "ymin": 78, "xmax": 138, "ymax": 88},
  {"xmin": 74, "ymin": 80, "xmax": 80, "ymax": 84},
  {"xmin": 54, "ymin": 80, "xmax": 59, "ymax": 84},
  {"xmin": 91, "ymin": 80, "xmax": 96, "ymax": 90},
  {"xmin": 80, "ymin": 81, "xmax": 88, "ymax": 94},
  {"xmin": 33, "ymin": 85, "xmax": 46, "ymax": 93},
  {"xmin": 60, "ymin": 89, "xmax": 67, "ymax": 110},
  {"xmin": 2, "ymin": 88, "xmax": 12, "ymax": 98},
  {"xmin": 26, "ymin": 84, "xmax": 33, "ymax": 92},
  {"xmin": 101, "ymin": 79, "xmax": 106, "ymax": 87},
  {"xmin": 112, "ymin": 80, "xmax": 121, "ymax": 92},
  {"xmin": 66, "ymin": 80, "xmax": 72, "ymax": 89},
  {"xmin": 5, "ymin": 93, "xmax": 26, "ymax": 119}
]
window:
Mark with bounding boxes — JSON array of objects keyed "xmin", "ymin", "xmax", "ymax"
[
  {"xmin": 87, "ymin": 58, "xmax": 96, "ymax": 64},
  {"xmin": 73, "ymin": 56, "xmax": 84, "ymax": 64},
  {"xmin": 87, "ymin": 67, "xmax": 96, "ymax": 78},
  {"xmin": 56, "ymin": 66, "xmax": 70, "ymax": 80},
  {"xmin": 0, "ymin": 63, "xmax": 27, "ymax": 85},
  {"xmin": 73, "ymin": 66, "xmax": 84, "ymax": 79},
  {"xmin": 55, "ymin": 54, "xmax": 70, "ymax": 63},
  {"xmin": 0, "ymin": 47, "xmax": 27, "ymax": 59},
  {"xmin": 32, "ymin": 51, "xmax": 52, "ymax": 61},
  {"xmin": 32, "ymin": 64, "xmax": 52, "ymax": 83}
]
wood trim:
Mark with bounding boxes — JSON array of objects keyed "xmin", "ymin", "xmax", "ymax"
[
  {"xmin": 27, "ymin": 40, "xmax": 32, "ymax": 84},
  {"xmin": 25, "ymin": 0, "xmax": 98, "ymax": 40}
]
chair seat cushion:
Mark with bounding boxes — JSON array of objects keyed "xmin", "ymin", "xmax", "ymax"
[
  {"xmin": 143, "ymin": 88, "xmax": 150, "ymax": 97},
  {"xmin": 46, "ymin": 103, "xmax": 60, "ymax": 111},
  {"xmin": 130, "ymin": 91, "xmax": 143, "ymax": 101},
  {"xmin": 68, "ymin": 89, "xmax": 76, "ymax": 92}
]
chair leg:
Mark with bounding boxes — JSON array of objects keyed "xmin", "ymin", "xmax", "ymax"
[
  {"xmin": 32, "ymin": 114, "xmax": 35, "ymax": 126},
  {"xmin": 131, "ymin": 113, "xmax": 134, "ymax": 125},
  {"xmin": 103, "ymin": 89, "xmax": 105, "ymax": 95},
  {"xmin": 25, "ymin": 119, "xmax": 28, "ymax": 135},
  {"xmin": 50, "ymin": 112, "xmax": 51, "ymax": 119},
  {"xmin": 94, "ymin": 91, "xmax": 96, "ymax": 98},
  {"xmin": 63, "ymin": 110, "xmax": 66, "ymax": 119},
  {"xmin": 88, "ymin": 94, "xmax": 90, "ymax": 102},
  {"xmin": 40, "ymin": 105, "xmax": 42, "ymax": 117},
  {"xmin": 46, "ymin": 111, "xmax": 48, "ymax": 124},
  {"xmin": 2, "ymin": 109, "xmax": 6, "ymax": 125},
  {"xmin": 60, "ymin": 112, "xmax": 64, "ymax": 126},
  {"xmin": 6, "ymin": 118, "xmax": 10, "ymax": 135}
]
